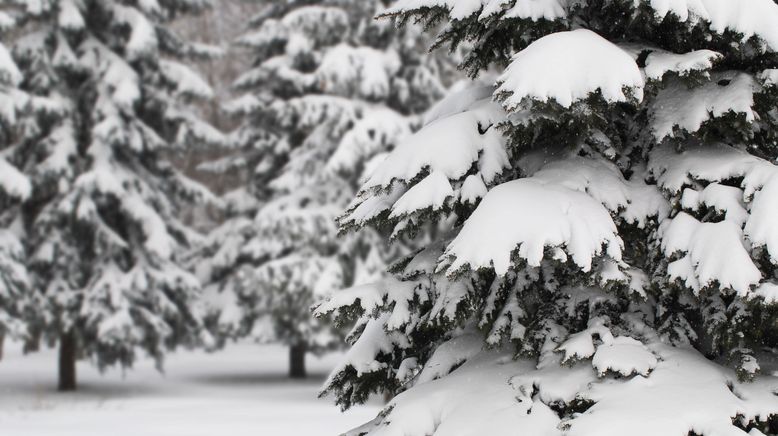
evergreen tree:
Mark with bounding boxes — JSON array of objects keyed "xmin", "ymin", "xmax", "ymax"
[
  {"xmin": 195, "ymin": 0, "xmax": 449, "ymax": 378},
  {"xmin": 3, "ymin": 0, "xmax": 223, "ymax": 390},
  {"xmin": 0, "ymin": 15, "xmax": 34, "ymax": 360},
  {"xmin": 317, "ymin": 1, "xmax": 778, "ymax": 434}
]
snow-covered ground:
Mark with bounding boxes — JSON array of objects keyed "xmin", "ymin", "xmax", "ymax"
[{"xmin": 0, "ymin": 340, "xmax": 380, "ymax": 436}]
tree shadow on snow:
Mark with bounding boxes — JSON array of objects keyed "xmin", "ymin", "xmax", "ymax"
[
  {"xmin": 188, "ymin": 371, "xmax": 330, "ymax": 387},
  {"xmin": 0, "ymin": 380, "xmax": 163, "ymax": 410}
]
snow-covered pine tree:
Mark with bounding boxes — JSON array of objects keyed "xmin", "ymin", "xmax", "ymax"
[
  {"xmin": 317, "ymin": 1, "xmax": 778, "ymax": 434},
  {"xmin": 4, "ymin": 0, "xmax": 224, "ymax": 390},
  {"xmin": 0, "ymin": 12, "xmax": 35, "ymax": 361},
  {"xmin": 195, "ymin": 0, "xmax": 449, "ymax": 378}
]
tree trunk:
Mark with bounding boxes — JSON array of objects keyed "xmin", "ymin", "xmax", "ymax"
[
  {"xmin": 58, "ymin": 331, "xmax": 77, "ymax": 392},
  {"xmin": 289, "ymin": 343, "xmax": 307, "ymax": 379}
]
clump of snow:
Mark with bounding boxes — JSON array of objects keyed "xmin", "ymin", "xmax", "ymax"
[
  {"xmin": 642, "ymin": 48, "xmax": 722, "ymax": 80},
  {"xmin": 752, "ymin": 282, "xmax": 778, "ymax": 304},
  {"xmin": 0, "ymin": 158, "xmax": 31, "ymax": 199},
  {"xmin": 314, "ymin": 277, "xmax": 418, "ymax": 330},
  {"xmin": 325, "ymin": 314, "xmax": 405, "ymax": 380},
  {"xmin": 648, "ymin": 143, "xmax": 764, "ymax": 193},
  {"xmin": 137, "ymin": 0, "xmax": 161, "ymax": 15},
  {"xmin": 400, "ymin": 243, "xmax": 447, "ymax": 278},
  {"xmin": 343, "ymin": 186, "xmax": 407, "ymax": 228},
  {"xmin": 428, "ymin": 276, "xmax": 471, "ymax": 322},
  {"xmin": 646, "ymin": 0, "xmax": 778, "ymax": 52},
  {"xmin": 38, "ymin": 122, "xmax": 78, "ymax": 177},
  {"xmin": 0, "ymin": 42, "xmax": 22, "ymax": 85},
  {"xmin": 759, "ymin": 69, "xmax": 778, "ymax": 86},
  {"xmin": 122, "ymin": 195, "xmax": 176, "ymax": 260},
  {"xmin": 531, "ymin": 157, "xmax": 631, "ymax": 213},
  {"xmin": 58, "ymin": 0, "xmax": 85, "ymax": 30},
  {"xmin": 619, "ymin": 170, "xmax": 671, "ymax": 229},
  {"xmin": 444, "ymin": 176, "xmax": 622, "ymax": 275},
  {"xmin": 79, "ymin": 38, "xmax": 141, "ymax": 109},
  {"xmin": 339, "ymin": 89, "xmax": 515, "ymax": 230},
  {"xmin": 661, "ymin": 212, "xmax": 761, "ymax": 295},
  {"xmin": 680, "ymin": 183, "xmax": 747, "ymax": 225},
  {"xmin": 222, "ymin": 95, "xmax": 262, "ymax": 116},
  {"xmin": 422, "ymin": 84, "xmax": 493, "ymax": 125},
  {"xmin": 390, "ymin": 172, "xmax": 454, "ymax": 217},
  {"xmin": 651, "ymin": 72, "xmax": 759, "ymax": 140},
  {"xmin": 362, "ymin": 98, "xmax": 507, "ymax": 189},
  {"xmin": 743, "ymin": 174, "xmax": 778, "ymax": 266},
  {"xmin": 111, "ymin": 4, "xmax": 158, "ymax": 59},
  {"xmin": 557, "ymin": 321, "xmax": 614, "ymax": 362},
  {"xmin": 498, "ymin": 0, "xmax": 568, "ymax": 21},
  {"xmin": 591, "ymin": 336, "xmax": 658, "ymax": 377},
  {"xmin": 443, "ymin": 155, "xmax": 671, "ymax": 276},
  {"xmin": 459, "ymin": 174, "xmax": 487, "ymax": 204},
  {"xmin": 497, "ymin": 29, "xmax": 644, "ymax": 109},
  {"xmin": 159, "ymin": 59, "xmax": 214, "ymax": 99},
  {"xmin": 416, "ymin": 333, "xmax": 483, "ymax": 384},
  {"xmin": 0, "ymin": 11, "xmax": 15, "ymax": 30}
]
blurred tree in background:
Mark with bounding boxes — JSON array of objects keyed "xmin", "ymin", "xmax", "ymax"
[
  {"xmin": 0, "ymin": 0, "xmax": 223, "ymax": 391},
  {"xmin": 0, "ymin": 13, "xmax": 35, "ymax": 361},
  {"xmin": 0, "ymin": 0, "xmax": 464, "ymax": 388},
  {"xmin": 168, "ymin": 0, "xmax": 261, "ymax": 207},
  {"xmin": 191, "ymin": 0, "xmax": 454, "ymax": 378}
]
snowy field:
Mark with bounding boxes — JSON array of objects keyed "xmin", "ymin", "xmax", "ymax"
[{"xmin": 0, "ymin": 341, "xmax": 380, "ymax": 436}]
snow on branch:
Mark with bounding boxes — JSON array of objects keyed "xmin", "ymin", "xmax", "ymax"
[
  {"xmin": 646, "ymin": 0, "xmax": 778, "ymax": 52},
  {"xmin": 651, "ymin": 72, "xmax": 760, "ymax": 140},
  {"xmin": 359, "ymin": 97, "xmax": 507, "ymax": 190},
  {"xmin": 339, "ymin": 93, "xmax": 510, "ymax": 232},
  {"xmin": 0, "ymin": 42, "xmax": 22, "ymax": 86},
  {"xmin": 159, "ymin": 59, "xmax": 214, "ymax": 99},
  {"xmin": 0, "ymin": 158, "xmax": 31, "ymax": 200},
  {"xmin": 443, "ymin": 174, "xmax": 622, "ymax": 275},
  {"xmin": 660, "ymin": 212, "xmax": 761, "ymax": 295},
  {"xmin": 314, "ymin": 277, "xmax": 419, "ymax": 330},
  {"xmin": 111, "ymin": 4, "xmax": 158, "ymax": 60},
  {"xmin": 442, "ymin": 155, "xmax": 669, "ymax": 276},
  {"xmin": 649, "ymin": 143, "xmax": 778, "ymax": 296},
  {"xmin": 384, "ymin": 0, "xmax": 569, "ymax": 22},
  {"xmin": 327, "ymin": 107, "xmax": 411, "ymax": 175},
  {"xmin": 496, "ymin": 29, "xmax": 644, "ymax": 110},
  {"xmin": 619, "ymin": 44, "xmax": 722, "ymax": 81}
]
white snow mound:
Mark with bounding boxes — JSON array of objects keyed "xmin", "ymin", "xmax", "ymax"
[{"xmin": 497, "ymin": 29, "xmax": 644, "ymax": 109}]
